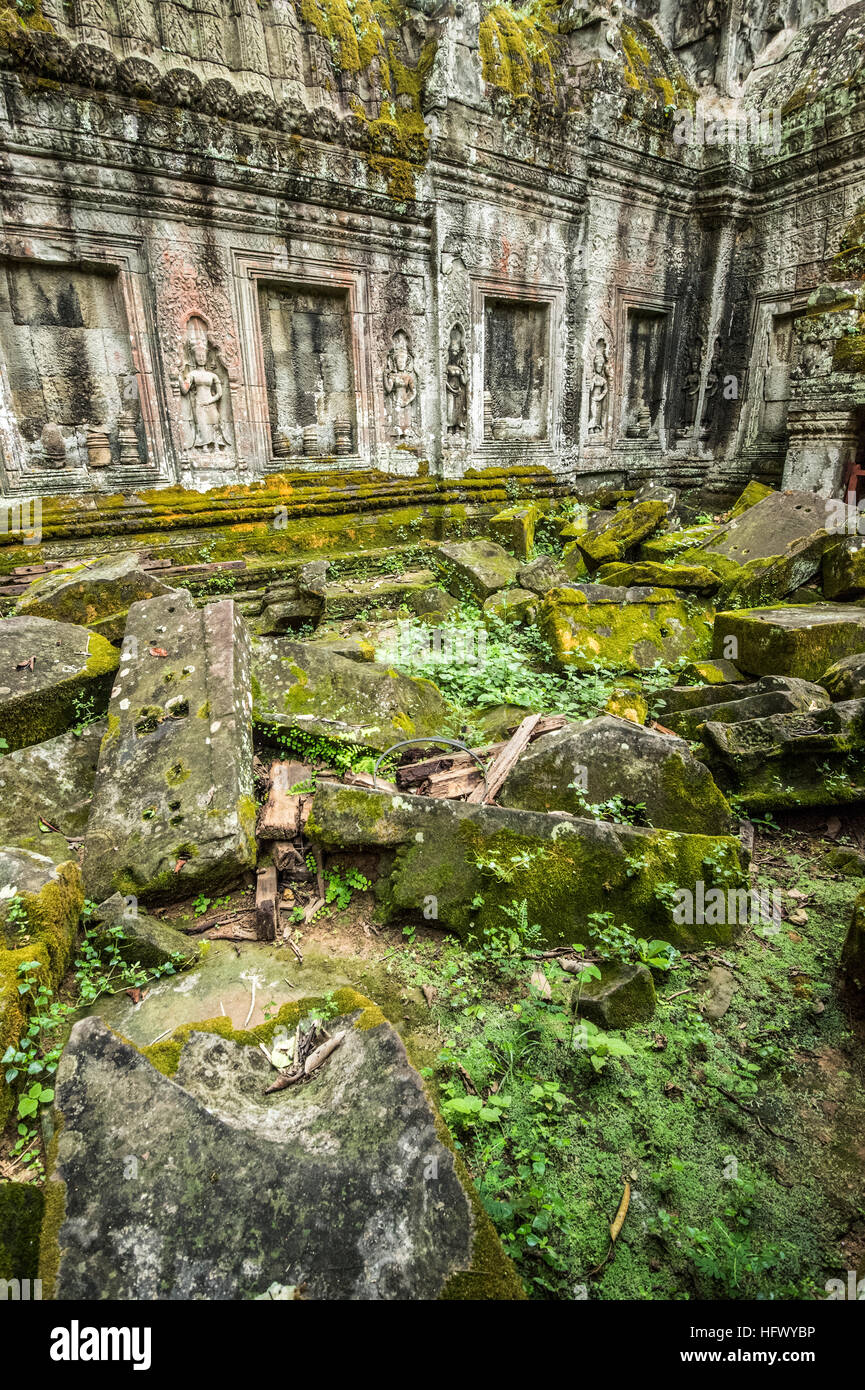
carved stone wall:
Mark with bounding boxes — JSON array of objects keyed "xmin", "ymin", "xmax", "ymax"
[{"xmin": 0, "ymin": 1, "xmax": 864, "ymax": 499}]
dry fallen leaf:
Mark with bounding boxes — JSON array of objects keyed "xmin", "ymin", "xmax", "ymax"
[
  {"xmin": 530, "ymin": 969, "xmax": 551, "ymax": 999},
  {"xmin": 150, "ymin": 647, "xmax": 169, "ymax": 658},
  {"xmin": 125, "ymin": 987, "xmax": 148, "ymax": 1004},
  {"xmin": 788, "ymin": 909, "xmax": 809, "ymax": 926}
]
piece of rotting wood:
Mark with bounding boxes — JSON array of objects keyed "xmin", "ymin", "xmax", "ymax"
[
  {"xmin": 255, "ymin": 865, "xmax": 279, "ymax": 941},
  {"xmin": 467, "ymin": 713, "xmax": 543, "ymax": 805},
  {"xmin": 257, "ymin": 760, "xmax": 312, "ymax": 840}
]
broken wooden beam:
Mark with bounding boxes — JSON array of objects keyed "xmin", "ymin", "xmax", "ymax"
[
  {"xmin": 257, "ymin": 760, "xmax": 313, "ymax": 840},
  {"xmin": 255, "ymin": 865, "xmax": 279, "ymax": 941},
  {"xmin": 466, "ymin": 713, "xmax": 544, "ymax": 805}
]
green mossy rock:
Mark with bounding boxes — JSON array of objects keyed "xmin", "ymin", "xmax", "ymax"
[
  {"xmin": 92, "ymin": 893, "xmax": 201, "ymax": 970},
  {"xmin": 498, "ymin": 715, "xmax": 736, "ymax": 835},
  {"xmin": 482, "ymin": 587, "xmax": 538, "ymax": 626},
  {"xmin": 820, "ymin": 651, "xmax": 865, "ymax": 700},
  {"xmin": 41, "ymin": 1008, "xmax": 522, "ymax": 1300},
  {"xmin": 727, "ymin": 481, "xmax": 775, "ymax": 519},
  {"xmin": 307, "ymin": 780, "xmax": 748, "ymax": 950},
  {"xmin": 253, "ymin": 636, "xmax": 453, "ymax": 752},
  {"xmin": 663, "ymin": 676, "xmax": 829, "ymax": 740},
  {"xmin": 517, "ymin": 555, "xmax": 571, "ymax": 594},
  {"xmin": 639, "ymin": 524, "xmax": 719, "ymax": 562},
  {"xmin": 0, "ymin": 1181, "xmax": 44, "ymax": 1282},
  {"xmin": 560, "ymin": 541, "xmax": 590, "ymax": 581},
  {"xmin": 489, "ymin": 503, "xmax": 543, "ymax": 560},
  {"xmin": 712, "ymin": 604, "xmax": 865, "ymax": 682},
  {"xmin": 700, "ymin": 699, "xmax": 865, "ymax": 809},
  {"xmin": 0, "ymin": 853, "xmax": 83, "ymax": 1127},
  {"xmin": 0, "ymin": 617, "xmax": 118, "ymax": 752},
  {"xmin": 689, "ymin": 490, "xmax": 835, "ymax": 607},
  {"xmin": 596, "ymin": 561, "xmax": 720, "ymax": 592},
  {"xmin": 575, "ymin": 499, "xmax": 671, "ymax": 571},
  {"xmin": 822, "ymin": 538, "xmax": 865, "ymax": 600},
  {"xmin": 14, "ymin": 553, "xmax": 175, "ymax": 644},
  {"xmin": 323, "ymin": 568, "xmax": 438, "ymax": 620},
  {"xmin": 405, "ymin": 586, "xmax": 460, "ymax": 621},
  {"xmin": 571, "ymin": 962, "xmax": 656, "ymax": 1029},
  {"xmin": 538, "ymin": 585, "xmax": 712, "ymax": 673},
  {"xmin": 82, "ymin": 592, "xmax": 257, "ymax": 906},
  {"xmin": 436, "ymin": 539, "xmax": 519, "ymax": 600},
  {"xmin": 682, "ymin": 658, "xmax": 743, "ymax": 685},
  {"xmin": 826, "ymin": 847, "xmax": 865, "ymax": 876},
  {"xmin": 0, "ymin": 721, "xmax": 104, "ymax": 861}
]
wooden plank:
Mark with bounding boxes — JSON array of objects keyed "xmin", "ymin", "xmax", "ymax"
[
  {"xmin": 466, "ymin": 713, "xmax": 543, "ymax": 805},
  {"xmin": 394, "ymin": 717, "xmax": 566, "ymax": 789},
  {"xmin": 255, "ymin": 866, "xmax": 279, "ymax": 941},
  {"xmin": 343, "ymin": 769, "xmax": 399, "ymax": 793},
  {"xmin": 272, "ymin": 840, "xmax": 303, "ymax": 874},
  {"xmin": 257, "ymin": 760, "xmax": 312, "ymax": 840},
  {"xmin": 425, "ymin": 765, "xmax": 484, "ymax": 799}
]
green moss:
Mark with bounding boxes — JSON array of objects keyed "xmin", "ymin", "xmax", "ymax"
[
  {"xmin": 0, "ymin": 1180, "xmax": 44, "ymax": 1281},
  {"xmin": 479, "ymin": 1, "xmax": 557, "ymax": 100}
]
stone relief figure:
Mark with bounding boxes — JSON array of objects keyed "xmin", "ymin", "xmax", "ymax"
[
  {"xmin": 700, "ymin": 336, "xmax": 723, "ymax": 433},
  {"xmin": 760, "ymin": 318, "xmax": 794, "ymax": 440},
  {"xmin": 445, "ymin": 323, "xmax": 468, "ymax": 437},
  {"xmin": 586, "ymin": 337, "xmax": 609, "ymax": 435},
  {"xmin": 179, "ymin": 315, "xmax": 230, "ymax": 453},
  {"xmin": 383, "ymin": 329, "xmax": 418, "ymax": 440},
  {"xmin": 678, "ymin": 334, "xmax": 704, "ymax": 437}
]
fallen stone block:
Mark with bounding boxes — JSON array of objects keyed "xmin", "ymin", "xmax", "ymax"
[
  {"xmin": 323, "ymin": 568, "xmax": 438, "ymax": 620},
  {"xmin": 405, "ymin": 586, "xmax": 460, "ymax": 621},
  {"xmin": 712, "ymin": 604, "xmax": 865, "ymax": 682},
  {"xmin": 575, "ymin": 498, "xmax": 671, "ymax": 571},
  {"xmin": 498, "ymin": 715, "xmax": 736, "ymax": 835},
  {"xmin": 571, "ymin": 962, "xmax": 656, "ymax": 1029},
  {"xmin": 0, "ymin": 851, "xmax": 83, "ymax": 1126},
  {"xmin": 42, "ymin": 1007, "xmax": 522, "ymax": 1300},
  {"xmin": 489, "ymin": 503, "xmax": 543, "ymax": 560},
  {"xmin": 826, "ymin": 847, "xmax": 865, "ymax": 876},
  {"xmin": 517, "ymin": 555, "xmax": 572, "ymax": 594},
  {"xmin": 697, "ymin": 965, "xmax": 737, "ymax": 1019},
  {"xmin": 638, "ymin": 523, "xmax": 719, "ymax": 563},
  {"xmin": 0, "ymin": 616, "xmax": 118, "ymax": 752},
  {"xmin": 820, "ymin": 652, "xmax": 865, "ymax": 701},
  {"xmin": 436, "ymin": 539, "xmax": 519, "ymax": 600},
  {"xmin": 822, "ymin": 537, "xmax": 865, "ymax": 600},
  {"xmin": 842, "ymin": 887, "xmax": 865, "ymax": 994},
  {"xmin": 727, "ymin": 481, "xmax": 775, "ymax": 519},
  {"xmin": 595, "ymin": 560, "xmax": 720, "ymax": 591},
  {"xmin": 307, "ymin": 780, "xmax": 748, "ymax": 950},
  {"xmin": 91, "ymin": 892, "xmax": 201, "ymax": 969},
  {"xmin": 539, "ymin": 585, "xmax": 711, "ymax": 672},
  {"xmin": 482, "ymin": 587, "xmax": 538, "ymax": 625},
  {"xmin": 252, "ymin": 637, "xmax": 453, "ymax": 753},
  {"xmin": 662, "ymin": 676, "xmax": 829, "ymax": 739},
  {"xmin": 681, "ymin": 657, "xmax": 743, "ymax": 685},
  {"xmin": 82, "ymin": 592, "xmax": 257, "ymax": 905},
  {"xmin": 0, "ymin": 721, "xmax": 104, "ymax": 861},
  {"xmin": 700, "ymin": 700, "xmax": 865, "ymax": 808},
  {"xmin": 14, "ymin": 553, "xmax": 175, "ymax": 644}
]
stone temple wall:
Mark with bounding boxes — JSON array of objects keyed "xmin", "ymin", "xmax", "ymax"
[{"xmin": 0, "ymin": 0, "xmax": 864, "ymax": 502}]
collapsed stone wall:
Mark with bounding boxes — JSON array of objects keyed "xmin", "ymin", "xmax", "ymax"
[{"xmin": 0, "ymin": 0, "xmax": 863, "ymax": 503}]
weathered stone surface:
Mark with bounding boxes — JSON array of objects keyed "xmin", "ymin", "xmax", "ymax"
[
  {"xmin": 43, "ymin": 1009, "xmax": 520, "ymax": 1300},
  {"xmin": 0, "ymin": 852, "xmax": 83, "ymax": 1125},
  {"xmin": 307, "ymin": 780, "xmax": 748, "ymax": 949},
  {"xmin": 489, "ymin": 503, "xmax": 542, "ymax": 560},
  {"xmin": 0, "ymin": 720, "xmax": 104, "ymax": 861},
  {"xmin": 572, "ymin": 963, "xmax": 656, "ymax": 1029},
  {"xmin": 727, "ymin": 482, "xmax": 775, "ymax": 519},
  {"xmin": 0, "ymin": 617, "xmax": 118, "ymax": 752},
  {"xmin": 498, "ymin": 715, "xmax": 736, "ymax": 835},
  {"xmin": 663, "ymin": 676, "xmax": 830, "ymax": 739},
  {"xmin": 712, "ymin": 605, "xmax": 865, "ymax": 682},
  {"xmin": 323, "ymin": 569, "xmax": 438, "ymax": 620},
  {"xmin": 595, "ymin": 560, "xmax": 721, "ymax": 591},
  {"xmin": 405, "ymin": 586, "xmax": 460, "ymax": 621},
  {"xmin": 822, "ymin": 538, "xmax": 865, "ymax": 600},
  {"xmin": 639, "ymin": 525, "xmax": 720, "ymax": 563},
  {"xmin": 820, "ymin": 652, "xmax": 865, "ymax": 701},
  {"xmin": 575, "ymin": 499, "xmax": 671, "ymax": 571},
  {"xmin": 688, "ymin": 491, "xmax": 838, "ymax": 607},
  {"xmin": 253, "ymin": 638, "xmax": 452, "ymax": 753},
  {"xmin": 482, "ymin": 587, "xmax": 538, "ymax": 625},
  {"xmin": 517, "ymin": 555, "xmax": 572, "ymax": 594},
  {"xmin": 700, "ymin": 700, "xmax": 865, "ymax": 809},
  {"xmin": 682, "ymin": 658, "xmax": 743, "ymax": 685},
  {"xmin": 826, "ymin": 847, "xmax": 865, "ymax": 876},
  {"xmin": 82, "ymin": 592, "xmax": 256, "ymax": 904},
  {"xmin": 698, "ymin": 965, "xmax": 737, "ymax": 1020},
  {"xmin": 92, "ymin": 892, "xmax": 201, "ymax": 969},
  {"xmin": 14, "ymin": 554, "xmax": 175, "ymax": 643},
  {"xmin": 539, "ymin": 586, "xmax": 711, "ymax": 673},
  {"xmin": 437, "ymin": 540, "xmax": 519, "ymax": 600}
]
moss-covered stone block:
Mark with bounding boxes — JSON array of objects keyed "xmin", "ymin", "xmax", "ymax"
[
  {"xmin": 571, "ymin": 962, "xmax": 656, "ymax": 1030},
  {"xmin": 596, "ymin": 560, "xmax": 721, "ymax": 592},
  {"xmin": 728, "ymin": 481, "xmax": 775, "ymax": 519},
  {"xmin": 712, "ymin": 604, "xmax": 865, "ymax": 682},
  {"xmin": 538, "ymin": 585, "xmax": 712, "ymax": 673},
  {"xmin": 0, "ymin": 617, "xmax": 118, "ymax": 752},
  {"xmin": 842, "ymin": 887, "xmax": 865, "ymax": 993},
  {"xmin": 822, "ymin": 538, "xmax": 865, "ymax": 600},
  {"xmin": 14, "ymin": 553, "xmax": 175, "ymax": 644},
  {"xmin": 489, "ymin": 503, "xmax": 543, "ymax": 560},
  {"xmin": 436, "ymin": 539, "xmax": 519, "ymax": 600},
  {"xmin": 575, "ymin": 499, "xmax": 671, "ymax": 571},
  {"xmin": 482, "ymin": 587, "xmax": 538, "ymax": 626}
]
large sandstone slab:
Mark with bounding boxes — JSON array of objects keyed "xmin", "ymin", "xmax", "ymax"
[
  {"xmin": 307, "ymin": 780, "xmax": 748, "ymax": 949},
  {"xmin": 43, "ymin": 1009, "xmax": 519, "ymax": 1300},
  {"xmin": 436, "ymin": 539, "xmax": 519, "ymax": 599},
  {"xmin": 660, "ymin": 676, "xmax": 829, "ymax": 739},
  {"xmin": 498, "ymin": 715, "xmax": 736, "ymax": 835},
  {"xmin": 0, "ymin": 616, "xmax": 118, "ymax": 752},
  {"xmin": 14, "ymin": 553, "xmax": 175, "ymax": 644},
  {"xmin": 82, "ymin": 592, "xmax": 256, "ymax": 904},
  {"xmin": 539, "ymin": 586, "xmax": 711, "ymax": 672},
  {"xmin": 712, "ymin": 605, "xmax": 865, "ymax": 682},
  {"xmin": 700, "ymin": 699, "xmax": 865, "ymax": 809},
  {"xmin": 0, "ymin": 721, "xmax": 105, "ymax": 861},
  {"xmin": 252, "ymin": 638, "xmax": 452, "ymax": 753}
]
